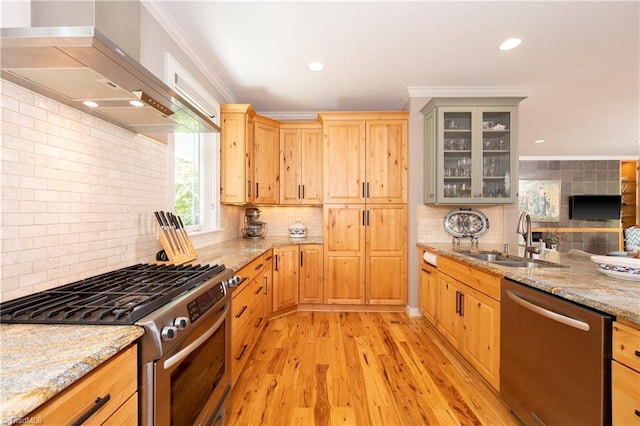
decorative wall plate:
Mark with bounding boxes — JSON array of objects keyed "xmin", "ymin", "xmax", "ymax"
[{"xmin": 443, "ymin": 208, "xmax": 490, "ymax": 238}]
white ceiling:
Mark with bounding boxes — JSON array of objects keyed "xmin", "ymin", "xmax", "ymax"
[{"xmin": 151, "ymin": 1, "xmax": 639, "ymax": 158}]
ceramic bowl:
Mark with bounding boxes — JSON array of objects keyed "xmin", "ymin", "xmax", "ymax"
[{"xmin": 590, "ymin": 255, "xmax": 640, "ymax": 282}]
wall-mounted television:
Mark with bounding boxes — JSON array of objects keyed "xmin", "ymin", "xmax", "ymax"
[{"xmin": 569, "ymin": 195, "xmax": 622, "ymax": 220}]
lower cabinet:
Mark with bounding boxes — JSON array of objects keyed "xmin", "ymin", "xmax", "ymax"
[
  {"xmin": 273, "ymin": 244, "xmax": 324, "ymax": 311},
  {"xmin": 612, "ymin": 321, "xmax": 640, "ymax": 425},
  {"xmin": 28, "ymin": 344, "xmax": 138, "ymax": 424},
  {"xmin": 434, "ymin": 257, "xmax": 501, "ymax": 390},
  {"xmin": 418, "ymin": 249, "xmax": 438, "ymax": 325},
  {"xmin": 231, "ymin": 250, "xmax": 271, "ymax": 386}
]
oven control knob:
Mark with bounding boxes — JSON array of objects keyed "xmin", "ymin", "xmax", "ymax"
[
  {"xmin": 161, "ymin": 326, "xmax": 178, "ymax": 342},
  {"xmin": 227, "ymin": 275, "xmax": 242, "ymax": 287},
  {"xmin": 174, "ymin": 317, "xmax": 189, "ymax": 330}
]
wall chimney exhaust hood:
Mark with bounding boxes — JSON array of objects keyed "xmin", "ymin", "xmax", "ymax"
[{"xmin": 0, "ymin": 2, "xmax": 220, "ymax": 142}]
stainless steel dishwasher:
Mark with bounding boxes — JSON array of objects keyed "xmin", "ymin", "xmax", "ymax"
[{"xmin": 501, "ymin": 279, "xmax": 613, "ymax": 426}]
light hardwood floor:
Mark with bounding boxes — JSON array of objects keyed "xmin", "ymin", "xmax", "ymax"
[{"xmin": 228, "ymin": 311, "xmax": 520, "ymax": 425}]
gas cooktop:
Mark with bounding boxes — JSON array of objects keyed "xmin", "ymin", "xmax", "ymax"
[{"xmin": 0, "ymin": 263, "xmax": 227, "ymax": 325}]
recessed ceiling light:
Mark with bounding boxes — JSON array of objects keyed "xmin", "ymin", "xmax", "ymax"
[
  {"xmin": 534, "ymin": 139, "xmax": 545, "ymax": 144},
  {"xmin": 83, "ymin": 101, "xmax": 99, "ymax": 108},
  {"xmin": 129, "ymin": 100, "xmax": 144, "ymax": 107},
  {"xmin": 308, "ymin": 61, "xmax": 324, "ymax": 71},
  {"xmin": 499, "ymin": 38, "xmax": 522, "ymax": 51}
]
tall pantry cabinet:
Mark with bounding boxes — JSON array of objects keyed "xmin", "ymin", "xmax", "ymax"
[{"xmin": 319, "ymin": 112, "xmax": 408, "ymax": 305}]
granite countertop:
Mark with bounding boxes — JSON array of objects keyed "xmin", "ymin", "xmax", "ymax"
[
  {"xmin": 418, "ymin": 242, "xmax": 640, "ymax": 325},
  {"xmin": 0, "ymin": 324, "xmax": 143, "ymax": 422},
  {"xmin": 195, "ymin": 236, "xmax": 324, "ymax": 271},
  {"xmin": 0, "ymin": 236, "xmax": 322, "ymax": 422}
]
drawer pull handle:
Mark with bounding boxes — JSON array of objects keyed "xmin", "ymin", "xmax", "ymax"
[
  {"xmin": 635, "ymin": 409, "xmax": 640, "ymax": 418},
  {"xmin": 72, "ymin": 394, "xmax": 111, "ymax": 426},
  {"xmin": 635, "ymin": 350, "xmax": 640, "ymax": 357},
  {"xmin": 235, "ymin": 305, "xmax": 248, "ymax": 319},
  {"xmin": 265, "ymin": 255, "xmax": 273, "ymax": 261},
  {"xmin": 255, "ymin": 316, "xmax": 264, "ymax": 328},
  {"xmin": 236, "ymin": 343, "xmax": 249, "ymax": 361},
  {"xmin": 421, "ymin": 267, "xmax": 431, "ymax": 274},
  {"xmin": 255, "ymin": 286, "xmax": 264, "ymax": 295},
  {"xmin": 255, "ymin": 263, "xmax": 263, "ymax": 271}
]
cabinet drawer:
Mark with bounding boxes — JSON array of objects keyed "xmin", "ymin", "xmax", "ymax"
[
  {"xmin": 29, "ymin": 345, "xmax": 137, "ymax": 425},
  {"xmin": 102, "ymin": 392, "xmax": 138, "ymax": 426},
  {"xmin": 612, "ymin": 360, "xmax": 640, "ymax": 425},
  {"xmin": 613, "ymin": 321, "xmax": 640, "ymax": 372},
  {"xmin": 234, "ymin": 250, "xmax": 272, "ymax": 293},
  {"xmin": 438, "ymin": 257, "xmax": 501, "ymax": 301},
  {"xmin": 231, "ymin": 304, "xmax": 265, "ymax": 385},
  {"xmin": 232, "ymin": 277, "xmax": 267, "ymax": 338}
]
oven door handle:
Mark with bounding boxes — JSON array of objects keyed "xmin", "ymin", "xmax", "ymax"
[
  {"xmin": 163, "ymin": 304, "xmax": 228, "ymax": 370},
  {"xmin": 506, "ymin": 290, "xmax": 590, "ymax": 331}
]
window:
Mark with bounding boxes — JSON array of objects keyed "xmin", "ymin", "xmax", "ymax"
[{"xmin": 166, "ymin": 54, "xmax": 220, "ymax": 233}]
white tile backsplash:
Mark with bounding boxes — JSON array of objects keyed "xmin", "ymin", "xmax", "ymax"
[
  {"xmin": 417, "ymin": 204, "xmax": 505, "ymax": 246},
  {"xmin": 1, "ymin": 79, "xmax": 168, "ymax": 301}
]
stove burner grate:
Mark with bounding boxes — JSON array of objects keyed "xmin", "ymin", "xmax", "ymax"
[{"xmin": 0, "ymin": 263, "xmax": 226, "ymax": 325}]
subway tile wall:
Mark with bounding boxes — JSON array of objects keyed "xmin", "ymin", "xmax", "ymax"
[
  {"xmin": 245, "ymin": 206, "xmax": 324, "ymax": 237},
  {"xmin": 1, "ymin": 80, "xmax": 168, "ymax": 301},
  {"xmin": 417, "ymin": 204, "xmax": 505, "ymax": 246}
]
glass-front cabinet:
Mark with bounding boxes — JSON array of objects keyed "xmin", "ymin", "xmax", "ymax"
[{"xmin": 421, "ymin": 98, "xmax": 524, "ymax": 204}]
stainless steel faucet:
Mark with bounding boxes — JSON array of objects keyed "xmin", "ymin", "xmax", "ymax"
[{"xmin": 517, "ymin": 212, "xmax": 542, "ymax": 258}]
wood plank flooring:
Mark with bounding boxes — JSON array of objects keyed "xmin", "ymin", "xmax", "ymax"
[{"xmin": 228, "ymin": 312, "xmax": 520, "ymax": 425}]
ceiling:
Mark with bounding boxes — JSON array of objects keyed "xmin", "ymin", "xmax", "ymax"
[{"xmin": 150, "ymin": 1, "xmax": 639, "ymax": 158}]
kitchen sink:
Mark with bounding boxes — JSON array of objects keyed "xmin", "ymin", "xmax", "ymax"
[{"xmin": 457, "ymin": 251, "xmax": 566, "ymax": 268}]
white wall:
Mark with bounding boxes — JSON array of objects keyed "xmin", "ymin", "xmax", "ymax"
[{"xmin": 0, "ymin": 0, "xmax": 30, "ymax": 28}]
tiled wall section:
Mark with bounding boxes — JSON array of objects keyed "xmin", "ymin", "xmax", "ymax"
[
  {"xmin": 417, "ymin": 204, "xmax": 505, "ymax": 246},
  {"xmin": 519, "ymin": 159, "xmax": 620, "ymax": 254},
  {"xmin": 245, "ymin": 206, "xmax": 324, "ymax": 237},
  {"xmin": 1, "ymin": 80, "xmax": 169, "ymax": 301}
]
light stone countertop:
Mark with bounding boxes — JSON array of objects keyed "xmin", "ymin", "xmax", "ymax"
[
  {"xmin": 0, "ymin": 324, "xmax": 144, "ymax": 422},
  {"xmin": 417, "ymin": 242, "xmax": 640, "ymax": 325},
  {"xmin": 0, "ymin": 236, "xmax": 322, "ymax": 422},
  {"xmin": 195, "ymin": 236, "xmax": 324, "ymax": 271}
]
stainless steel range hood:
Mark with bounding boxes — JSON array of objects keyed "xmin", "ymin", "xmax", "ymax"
[{"xmin": 0, "ymin": 2, "xmax": 220, "ymax": 142}]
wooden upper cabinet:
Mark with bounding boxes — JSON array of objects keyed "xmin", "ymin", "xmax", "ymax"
[
  {"xmin": 220, "ymin": 105, "xmax": 279, "ymax": 205},
  {"xmin": 320, "ymin": 112, "xmax": 408, "ymax": 204},
  {"xmin": 280, "ymin": 122, "xmax": 323, "ymax": 205},
  {"xmin": 220, "ymin": 104, "xmax": 255, "ymax": 204},
  {"xmin": 322, "ymin": 120, "xmax": 366, "ymax": 203},
  {"xmin": 253, "ymin": 116, "xmax": 280, "ymax": 204},
  {"xmin": 366, "ymin": 120, "xmax": 408, "ymax": 203}
]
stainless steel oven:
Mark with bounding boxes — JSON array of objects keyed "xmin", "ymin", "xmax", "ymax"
[
  {"xmin": 0, "ymin": 262, "xmax": 241, "ymax": 426},
  {"xmin": 140, "ymin": 297, "xmax": 231, "ymax": 426},
  {"xmin": 137, "ymin": 269, "xmax": 240, "ymax": 426}
]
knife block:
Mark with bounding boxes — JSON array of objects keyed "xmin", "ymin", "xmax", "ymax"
[{"xmin": 155, "ymin": 229, "xmax": 197, "ymax": 265}]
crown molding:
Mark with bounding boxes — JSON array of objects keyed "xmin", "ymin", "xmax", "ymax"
[
  {"xmin": 519, "ymin": 155, "xmax": 638, "ymax": 161},
  {"xmin": 406, "ymin": 86, "xmax": 531, "ymax": 98},
  {"xmin": 258, "ymin": 111, "xmax": 319, "ymax": 121},
  {"xmin": 141, "ymin": 0, "xmax": 237, "ymax": 103}
]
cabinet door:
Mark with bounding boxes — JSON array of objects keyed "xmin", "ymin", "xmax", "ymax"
[
  {"xmin": 436, "ymin": 272, "xmax": 463, "ymax": 348},
  {"xmin": 419, "ymin": 262, "xmax": 437, "ymax": 325},
  {"xmin": 461, "ymin": 285, "xmax": 500, "ymax": 390},
  {"xmin": 301, "ymin": 128, "xmax": 323, "ymax": 205},
  {"xmin": 272, "ymin": 245, "xmax": 299, "ymax": 311},
  {"xmin": 299, "ymin": 244, "xmax": 324, "ymax": 304},
  {"xmin": 254, "ymin": 121, "xmax": 280, "ymax": 204},
  {"xmin": 423, "ymin": 109, "xmax": 436, "ymax": 204},
  {"xmin": 366, "ymin": 120, "xmax": 407, "ymax": 203},
  {"xmin": 438, "ymin": 107, "xmax": 474, "ymax": 203},
  {"xmin": 220, "ymin": 112, "xmax": 249, "ymax": 204},
  {"xmin": 476, "ymin": 107, "xmax": 517, "ymax": 203},
  {"xmin": 323, "ymin": 121, "xmax": 366, "ymax": 203},
  {"xmin": 612, "ymin": 360, "xmax": 640, "ymax": 426},
  {"xmin": 280, "ymin": 128, "xmax": 302, "ymax": 205},
  {"xmin": 324, "ymin": 204, "xmax": 365, "ymax": 304},
  {"xmin": 366, "ymin": 204, "xmax": 407, "ymax": 305}
]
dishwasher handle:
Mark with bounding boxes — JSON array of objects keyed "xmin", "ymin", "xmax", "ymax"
[{"xmin": 506, "ymin": 289, "xmax": 590, "ymax": 332}]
